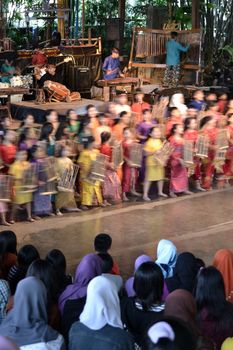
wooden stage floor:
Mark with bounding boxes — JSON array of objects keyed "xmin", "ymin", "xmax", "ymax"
[
  {"xmin": 11, "ymin": 99, "xmax": 105, "ymax": 122},
  {"xmin": 7, "ymin": 187, "xmax": 233, "ymax": 279}
]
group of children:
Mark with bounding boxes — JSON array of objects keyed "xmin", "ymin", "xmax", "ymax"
[{"xmin": 0, "ymin": 88, "xmax": 233, "ymax": 224}]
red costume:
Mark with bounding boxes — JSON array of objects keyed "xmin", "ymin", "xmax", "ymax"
[
  {"xmin": 122, "ymin": 141, "xmax": 139, "ymax": 193},
  {"xmin": 131, "ymin": 102, "xmax": 150, "ymax": 125},
  {"xmin": 223, "ymin": 125, "xmax": 233, "ymax": 178},
  {"xmin": 169, "ymin": 136, "xmax": 188, "ymax": 193},
  {"xmin": 201, "ymin": 127, "xmax": 217, "ymax": 189},
  {"xmin": 0, "ymin": 144, "xmax": 17, "ymax": 173},
  {"xmin": 184, "ymin": 130, "xmax": 201, "ymax": 181}
]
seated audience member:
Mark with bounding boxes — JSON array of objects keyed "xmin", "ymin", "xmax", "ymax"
[
  {"xmin": 58, "ymin": 253, "xmax": 103, "ymax": 313},
  {"xmin": 125, "ymin": 254, "xmax": 153, "ymax": 297},
  {"xmin": 94, "ymin": 233, "xmax": 120, "ymax": 274},
  {"xmin": 221, "ymin": 338, "xmax": 233, "ymax": 350},
  {"xmin": 0, "ymin": 230, "xmax": 17, "ymax": 279},
  {"xmin": 155, "ymin": 239, "xmax": 177, "ymax": 278},
  {"xmin": 165, "ymin": 289, "xmax": 199, "ymax": 336},
  {"xmin": 69, "ymin": 276, "xmax": 134, "ymax": 350},
  {"xmin": 0, "ymin": 336, "xmax": 19, "ymax": 350},
  {"xmin": 0, "ymin": 280, "xmax": 10, "ymax": 324},
  {"xmin": 195, "ymin": 266, "xmax": 233, "ymax": 350},
  {"xmin": 146, "ymin": 318, "xmax": 196, "ymax": 350},
  {"xmin": 46, "ymin": 249, "xmax": 72, "ymax": 297},
  {"xmin": 188, "ymin": 90, "xmax": 206, "ymax": 111},
  {"xmin": 0, "ymin": 277, "xmax": 65, "ymax": 349},
  {"xmin": 8, "ymin": 244, "xmax": 40, "ymax": 294},
  {"xmin": 213, "ymin": 249, "xmax": 233, "ymax": 303},
  {"xmin": 121, "ymin": 262, "xmax": 165, "ymax": 347},
  {"xmin": 98, "ymin": 253, "xmax": 123, "ymax": 292},
  {"xmin": 165, "ymin": 252, "xmax": 199, "ymax": 293}
]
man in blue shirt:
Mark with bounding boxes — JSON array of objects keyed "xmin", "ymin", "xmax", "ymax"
[
  {"xmin": 102, "ymin": 48, "xmax": 123, "ymax": 80},
  {"xmin": 164, "ymin": 31, "xmax": 190, "ymax": 87}
]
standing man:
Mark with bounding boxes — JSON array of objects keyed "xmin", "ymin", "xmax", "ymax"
[
  {"xmin": 102, "ymin": 48, "xmax": 123, "ymax": 80},
  {"xmin": 164, "ymin": 31, "xmax": 190, "ymax": 87}
]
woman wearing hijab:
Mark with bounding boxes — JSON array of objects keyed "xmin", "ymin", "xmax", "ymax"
[
  {"xmin": 155, "ymin": 239, "xmax": 177, "ymax": 278},
  {"xmin": 195, "ymin": 266, "xmax": 233, "ymax": 350},
  {"xmin": 58, "ymin": 253, "xmax": 103, "ymax": 313},
  {"xmin": 169, "ymin": 93, "xmax": 188, "ymax": 119},
  {"xmin": 0, "ymin": 276, "xmax": 65, "ymax": 349},
  {"xmin": 221, "ymin": 338, "xmax": 233, "ymax": 350},
  {"xmin": 0, "ymin": 336, "xmax": 19, "ymax": 350},
  {"xmin": 121, "ymin": 262, "xmax": 165, "ymax": 348},
  {"xmin": 165, "ymin": 289, "xmax": 199, "ymax": 336},
  {"xmin": 213, "ymin": 249, "xmax": 233, "ymax": 303},
  {"xmin": 125, "ymin": 254, "xmax": 153, "ymax": 297},
  {"xmin": 165, "ymin": 252, "xmax": 199, "ymax": 293},
  {"xmin": 0, "ymin": 279, "xmax": 10, "ymax": 324},
  {"xmin": 69, "ymin": 276, "xmax": 134, "ymax": 350}
]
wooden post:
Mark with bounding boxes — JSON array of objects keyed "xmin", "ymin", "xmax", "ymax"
[
  {"xmin": 192, "ymin": 0, "xmax": 200, "ymax": 29},
  {"xmin": 57, "ymin": 0, "xmax": 65, "ymax": 38},
  {"xmin": 118, "ymin": 0, "xmax": 125, "ymax": 50},
  {"xmin": 82, "ymin": 0, "xmax": 85, "ymax": 38}
]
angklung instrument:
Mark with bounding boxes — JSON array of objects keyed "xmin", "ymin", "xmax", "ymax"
[
  {"xmin": 38, "ymin": 157, "xmax": 58, "ymax": 195},
  {"xmin": 112, "ymin": 143, "xmax": 123, "ymax": 168},
  {"xmin": 17, "ymin": 163, "xmax": 38, "ymax": 193},
  {"xmin": 196, "ymin": 134, "xmax": 209, "ymax": 158},
  {"xmin": 0, "ymin": 175, "xmax": 13, "ymax": 202},
  {"xmin": 183, "ymin": 140, "xmax": 194, "ymax": 166},
  {"xmin": 57, "ymin": 163, "xmax": 79, "ymax": 192},
  {"xmin": 154, "ymin": 141, "xmax": 174, "ymax": 167},
  {"xmin": 129, "ymin": 142, "xmax": 143, "ymax": 168},
  {"xmin": 86, "ymin": 153, "xmax": 108, "ymax": 184},
  {"xmin": 214, "ymin": 129, "xmax": 229, "ymax": 172}
]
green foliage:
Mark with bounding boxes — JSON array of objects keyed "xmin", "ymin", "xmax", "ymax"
[{"xmin": 222, "ymin": 45, "xmax": 233, "ymax": 62}]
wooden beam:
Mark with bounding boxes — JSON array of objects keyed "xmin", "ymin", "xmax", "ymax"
[
  {"xmin": 192, "ymin": 0, "xmax": 200, "ymax": 29},
  {"xmin": 131, "ymin": 62, "xmax": 200, "ymax": 70}
]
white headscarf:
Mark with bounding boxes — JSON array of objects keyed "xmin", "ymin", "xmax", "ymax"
[
  {"xmin": 148, "ymin": 322, "xmax": 175, "ymax": 344},
  {"xmin": 169, "ymin": 93, "xmax": 188, "ymax": 116},
  {"xmin": 80, "ymin": 276, "xmax": 123, "ymax": 330},
  {"xmin": 156, "ymin": 239, "xmax": 177, "ymax": 278}
]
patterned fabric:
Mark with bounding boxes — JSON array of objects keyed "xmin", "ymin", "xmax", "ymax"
[
  {"xmin": 163, "ymin": 65, "xmax": 180, "ymax": 87},
  {"xmin": 0, "ymin": 280, "xmax": 10, "ymax": 324}
]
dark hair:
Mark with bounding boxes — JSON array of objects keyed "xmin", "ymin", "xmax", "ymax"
[
  {"xmin": 0, "ymin": 230, "xmax": 17, "ymax": 255},
  {"xmin": 27, "ymin": 259, "xmax": 58, "ymax": 303},
  {"xmin": 142, "ymin": 108, "xmax": 151, "ymax": 115},
  {"xmin": 78, "ymin": 117, "xmax": 91, "ymax": 135},
  {"xmin": 55, "ymin": 121, "xmax": 68, "ymax": 141},
  {"xmin": 171, "ymin": 31, "xmax": 178, "ymax": 38},
  {"xmin": 46, "ymin": 249, "xmax": 67, "ymax": 274},
  {"xmin": 94, "ymin": 233, "xmax": 112, "ymax": 253},
  {"xmin": 18, "ymin": 127, "xmax": 30, "ymax": 145},
  {"xmin": 120, "ymin": 111, "xmax": 128, "ymax": 119},
  {"xmin": 82, "ymin": 135, "xmax": 95, "ymax": 149},
  {"xmin": 184, "ymin": 117, "xmax": 196, "ymax": 131},
  {"xmin": 112, "ymin": 47, "xmax": 119, "ymax": 53},
  {"xmin": 98, "ymin": 253, "xmax": 114, "ymax": 273},
  {"xmin": 45, "ymin": 109, "xmax": 57, "ymax": 119},
  {"xmin": 101, "ymin": 131, "xmax": 111, "ymax": 144},
  {"xmin": 66, "ymin": 109, "xmax": 76, "ymax": 119},
  {"xmin": 39, "ymin": 122, "xmax": 53, "ymax": 141},
  {"xmin": 170, "ymin": 123, "xmax": 180, "ymax": 136},
  {"xmin": 134, "ymin": 262, "xmax": 164, "ymax": 311},
  {"xmin": 18, "ymin": 245, "xmax": 40, "ymax": 268},
  {"xmin": 199, "ymin": 116, "xmax": 212, "ymax": 129},
  {"xmin": 86, "ymin": 104, "xmax": 95, "ymax": 112},
  {"xmin": 206, "ymin": 101, "xmax": 217, "ymax": 109},
  {"xmin": 147, "ymin": 317, "xmax": 196, "ymax": 350},
  {"xmin": 20, "ymin": 114, "xmax": 34, "ymax": 128}
]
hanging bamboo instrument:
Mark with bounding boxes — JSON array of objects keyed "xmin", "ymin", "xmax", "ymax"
[
  {"xmin": 129, "ymin": 143, "xmax": 143, "ymax": 168},
  {"xmin": 57, "ymin": 164, "xmax": 79, "ymax": 193},
  {"xmin": 154, "ymin": 141, "xmax": 174, "ymax": 167},
  {"xmin": 17, "ymin": 163, "xmax": 38, "ymax": 193},
  {"xmin": 86, "ymin": 153, "xmax": 108, "ymax": 184},
  {"xmin": 0, "ymin": 175, "xmax": 13, "ymax": 202},
  {"xmin": 112, "ymin": 143, "xmax": 123, "ymax": 168},
  {"xmin": 214, "ymin": 129, "xmax": 228, "ymax": 172},
  {"xmin": 196, "ymin": 134, "xmax": 209, "ymax": 158}
]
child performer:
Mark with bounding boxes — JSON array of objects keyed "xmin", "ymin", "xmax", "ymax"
[
  {"xmin": 184, "ymin": 117, "xmax": 205, "ymax": 191},
  {"xmin": 66, "ymin": 109, "xmax": 80, "ymax": 139},
  {"xmin": 78, "ymin": 136, "xmax": 103, "ymax": 210},
  {"xmin": 55, "ymin": 144, "xmax": 80, "ymax": 215},
  {"xmin": 0, "ymin": 174, "xmax": 11, "ymax": 225},
  {"xmin": 122, "ymin": 127, "xmax": 141, "ymax": 201},
  {"xmin": 199, "ymin": 116, "xmax": 218, "ymax": 190},
  {"xmin": 99, "ymin": 131, "xmax": 122, "ymax": 204},
  {"xmin": 169, "ymin": 124, "xmax": 192, "ymax": 198},
  {"xmin": 9, "ymin": 150, "xmax": 34, "ymax": 223},
  {"xmin": 223, "ymin": 113, "xmax": 233, "ymax": 179},
  {"xmin": 143, "ymin": 126, "xmax": 167, "ymax": 201},
  {"xmin": 0, "ymin": 130, "xmax": 17, "ymax": 173}
]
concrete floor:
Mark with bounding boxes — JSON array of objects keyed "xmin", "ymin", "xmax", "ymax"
[{"xmin": 5, "ymin": 188, "xmax": 233, "ymax": 279}]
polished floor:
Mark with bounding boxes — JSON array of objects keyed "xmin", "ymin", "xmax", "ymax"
[{"xmin": 7, "ymin": 188, "xmax": 233, "ymax": 279}]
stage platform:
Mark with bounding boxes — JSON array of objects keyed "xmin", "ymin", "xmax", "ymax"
[{"xmin": 11, "ymin": 99, "xmax": 105, "ymax": 124}]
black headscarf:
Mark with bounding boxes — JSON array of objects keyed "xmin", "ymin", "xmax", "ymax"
[{"xmin": 165, "ymin": 252, "xmax": 199, "ymax": 293}]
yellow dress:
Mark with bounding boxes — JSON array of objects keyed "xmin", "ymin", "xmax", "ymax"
[
  {"xmin": 78, "ymin": 149, "xmax": 103, "ymax": 206},
  {"xmin": 55, "ymin": 157, "xmax": 77, "ymax": 209},
  {"xmin": 9, "ymin": 161, "xmax": 32, "ymax": 204},
  {"xmin": 144, "ymin": 138, "xmax": 164, "ymax": 181}
]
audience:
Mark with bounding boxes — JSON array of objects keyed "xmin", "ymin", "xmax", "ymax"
[{"xmin": 0, "ymin": 228, "xmax": 232, "ymax": 350}]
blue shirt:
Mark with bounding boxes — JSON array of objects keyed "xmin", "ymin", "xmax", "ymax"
[
  {"xmin": 166, "ymin": 39, "xmax": 190, "ymax": 66},
  {"xmin": 102, "ymin": 56, "xmax": 120, "ymax": 80},
  {"xmin": 188, "ymin": 100, "xmax": 206, "ymax": 111}
]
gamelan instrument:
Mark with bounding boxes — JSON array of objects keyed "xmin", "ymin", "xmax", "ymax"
[
  {"xmin": 129, "ymin": 143, "xmax": 143, "ymax": 168},
  {"xmin": 57, "ymin": 164, "xmax": 79, "ymax": 192},
  {"xmin": 0, "ymin": 175, "xmax": 13, "ymax": 202},
  {"xmin": 112, "ymin": 143, "xmax": 123, "ymax": 168},
  {"xmin": 17, "ymin": 164, "xmax": 37, "ymax": 193},
  {"xmin": 44, "ymin": 81, "xmax": 81, "ymax": 102},
  {"xmin": 86, "ymin": 153, "xmax": 108, "ymax": 184},
  {"xmin": 196, "ymin": 134, "xmax": 209, "ymax": 159},
  {"xmin": 154, "ymin": 141, "xmax": 174, "ymax": 167}
]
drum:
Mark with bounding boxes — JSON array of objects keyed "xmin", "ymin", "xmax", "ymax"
[
  {"xmin": 44, "ymin": 81, "xmax": 70, "ymax": 102},
  {"xmin": 0, "ymin": 175, "xmax": 13, "ymax": 202},
  {"xmin": 57, "ymin": 164, "xmax": 79, "ymax": 192},
  {"xmin": 129, "ymin": 143, "xmax": 143, "ymax": 168},
  {"xmin": 87, "ymin": 153, "xmax": 107, "ymax": 183},
  {"xmin": 18, "ymin": 163, "xmax": 38, "ymax": 193}
]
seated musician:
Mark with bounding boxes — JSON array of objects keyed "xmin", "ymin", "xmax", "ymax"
[
  {"xmin": 32, "ymin": 48, "xmax": 47, "ymax": 67},
  {"xmin": 0, "ymin": 59, "xmax": 16, "ymax": 83},
  {"xmin": 37, "ymin": 64, "xmax": 60, "ymax": 89},
  {"xmin": 102, "ymin": 48, "xmax": 124, "ymax": 80}
]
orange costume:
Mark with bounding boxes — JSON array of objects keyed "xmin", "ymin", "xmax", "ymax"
[{"xmin": 131, "ymin": 102, "xmax": 150, "ymax": 125}]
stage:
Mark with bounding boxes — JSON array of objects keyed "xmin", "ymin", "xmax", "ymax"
[{"xmin": 11, "ymin": 99, "xmax": 105, "ymax": 123}]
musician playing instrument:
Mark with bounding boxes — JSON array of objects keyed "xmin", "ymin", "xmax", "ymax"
[
  {"xmin": 31, "ymin": 48, "xmax": 47, "ymax": 67},
  {"xmin": 169, "ymin": 123, "xmax": 192, "ymax": 198},
  {"xmin": 143, "ymin": 126, "xmax": 167, "ymax": 201},
  {"xmin": 0, "ymin": 59, "xmax": 16, "ymax": 83},
  {"xmin": 37, "ymin": 63, "xmax": 60, "ymax": 88},
  {"xmin": 78, "ymin": 136, "xmax": 103, "ymax": 210},
  {"xmin": 164, "ymin": 31, "xmax": 190, "ymax": 87},
  {"xmin": 102, "ymin": 48, "xmax": 124, "ymax": 80}
]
